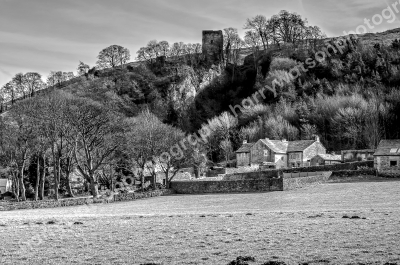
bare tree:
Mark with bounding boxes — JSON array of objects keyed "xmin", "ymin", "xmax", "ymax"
[
  {"xmin": 169, "ymin": 42, "xmax": 185, "ymax": 57},
  {"xmin": 125, "ymin": 110, "xmax": 166, "ymax": 191},
  {"xmin": 66, "ymin": 97, "xmax": 125, "ymax": 197},
  {"xmin": 77, "ymin": 61, "xmax": 90, "ymax": 76},
  {"xmin": 12, "ymin": 73, "xmax": 27, "ymax": 99},
  {"xmin": 97, "ymin": 45, "xmax": 131, "ymax": 69},
  {"xmin": 2, "ymin": 99, "xmax": 38, "ymax": 201},
  {"xmin": 223, "ymin": 28, "xmax": 245, "ymax": 67},
  {"xmin": 244, "ymin": 31, "xmax": 263, "ymax": 69},
  {"xmin": 0, "ymin": 87, "xmax": 6, "ymax": 113},
  {"xmin": 47, "ymin": 71, "xmax": 58, "ymax": 88},
  {"xmin": 244, "ymin": 15, "xmax": 271, "ymax": 50},
  {"xmin": 219, "ymin": 139, "xmax": 233, "ymax": 164},
  {"xmin": 267, "ymin": 10, "xmax": 324, "ymax": 45},
  {"xmin": 136, "ymin": 46, "xmax": 156, "ymax": 63},
  {"xmin": 158, "ymin": 41, "xmax": 170, "ymax": 57},
  {"xmin": 157, "ymin": 126, "xmax": 187, "ymax": 188},
  {"xmin": 2, "ymin": 82, "xmax": 16, "ymax": 106},
  {"xmin": 23, "ymin": 72, "xmax": 43, "ymax": 97}
]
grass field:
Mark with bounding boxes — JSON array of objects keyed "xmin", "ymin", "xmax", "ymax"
[{"xmin": 1, "ymin": 177, "xmax": 400, "ymax": 265}]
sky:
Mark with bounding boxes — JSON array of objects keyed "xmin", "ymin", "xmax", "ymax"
[{"xmin": 1, "ymin": 0, "xmax": 400, "ymax": 87}]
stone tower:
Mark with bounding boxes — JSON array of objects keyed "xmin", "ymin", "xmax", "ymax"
[{"xmin": 202, "ymin": 30, "xmax": 223, "ymax": 64}]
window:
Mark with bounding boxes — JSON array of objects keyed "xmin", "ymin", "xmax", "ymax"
[
  {"xmin": 264, "ymin": 150, "xmax": 269, "ymax": 157},
  {"xmin": 390, "ymin": 161, "xmax": 398, "ymax": 167},
  {"xmin": 210, "ymin": 40, "xmax": 214, "ymax": 44}
]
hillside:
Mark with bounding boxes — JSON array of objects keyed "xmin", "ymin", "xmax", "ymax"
[{"xmin": 1, "ymin": 25, "xmax": 400, "ymax": 165}]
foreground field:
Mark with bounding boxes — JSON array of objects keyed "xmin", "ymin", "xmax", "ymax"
[{"xmin": 1, "ymin": 178, "xmax": 400, "ymax": 265}]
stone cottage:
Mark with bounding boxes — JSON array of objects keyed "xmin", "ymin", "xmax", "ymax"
[
  {"xmin": 235, "ymin": 141, "xmax": 254, "ymax": 167},
  {"xmin": 373, "ymin": 139, "xmax": 400, "ymax": 175},
  {"xmin": 310, "ymin": 154, "xmax": 342, "ymax": 166},
  {"xmin": 236, "ymin": 136, "xmax": 326, "ymax": 169}
]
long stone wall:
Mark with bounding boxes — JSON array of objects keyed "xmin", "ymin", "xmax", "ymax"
[
  {"xmin": 224, "ymin": 161, "xmax": 373, "ymax": 181},
  {"xmin": 171, "ymin": 178, "xmax": 283, "ymax": 194},
  {"xmin": 171, "ymin": 172, "xmax": 332, "ymax": 194},
  {"xmin": 0, "ymin": 189, "xmax": 174, "ymax": 211},
  {"xmin": 282, "ymin": 172, "xmax": 332, "ymax": 190}
]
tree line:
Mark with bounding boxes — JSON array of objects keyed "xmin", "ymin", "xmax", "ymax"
[{"xmin": 0, "ymin": 89, "xmax": 208, "ymax": 201}]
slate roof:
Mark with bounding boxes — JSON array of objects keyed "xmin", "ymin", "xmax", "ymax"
[
  {"xmin": 287, "ymin": 140, "xmax": 315, "ymax": 152},
  {"xmin": 316, "ymin": 154, "xmax": 342, "ymax": 161},
  {"xmin": 260, "ymin": 139, "xmax": 316, "ymax": 153},
  {"xmin": 374, "ymin": 140, "xmax": 400, "ymax": 156},
  {"xmin": 236, "ymin": 138, "xmax": 321, "ymax": 154},
  {"xmin": 235, "ymin": 143, "xmax": 254, "ymax": 153},
  {"xmin": 260, "ymin": 139, "xmax": 288, "ymax": 153}
]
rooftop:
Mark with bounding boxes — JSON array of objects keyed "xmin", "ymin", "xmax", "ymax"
[
  {"xmin": 236, "ymin": 138, "xmax": 320, "ymax": 154},
  {"xmin": 260, "ymin": 139, "xmax": 316, "ymax": 153},
  {"xmin": 235, "ymin": 142, "xmax": 254, "ymax": 153},
  {"xmin": 374, "ymin": 140, "xmax": 400, "ymax": 156}
]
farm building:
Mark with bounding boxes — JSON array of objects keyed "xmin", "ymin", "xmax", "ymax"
[
  {"xmin": 341, "ymin": 149, "xmax": 375, "ymax": 162},
  {"xmin": 236, "ymin": 136, "xmax": 326, "ymax": 169},
  {"xmin": 373, "ymin": 140, "xmax": 400, "ymax": 176},
  {"xmin": 311, "ymin": 154, "xmax": 342, "ymax": 166},
  {"xmin": 0, "ymin": 179, "xmax": 12, "ymax": 194},
  {"xmin": 235, "ymin": 141, "xmax": 254, "ymax": 167}
]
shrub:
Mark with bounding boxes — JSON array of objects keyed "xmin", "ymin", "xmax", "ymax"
[
  {"xmin": 270, "ymin": 58, "xmax": 298, "ymax": 72},
  {"xmin": 265, "ymin": 70, "xmax": 297, "ymax": 100}
]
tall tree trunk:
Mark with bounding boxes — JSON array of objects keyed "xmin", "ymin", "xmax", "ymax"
[
  {"xmin": 90, "ymin": 179, "xmax": 99, "ymax": 198},
  {"xmin": 165, "ymin": 171, "xmax": 169, "ymax": 189},
  {"xmin": 141, "ymin": 174, "xmax": 144, "ymax": 192},
  {"xmin": 54, "ymin": 160, "xmax": 59, "ymax": 201},
  {"xmin": 52, "ymin": 147, "xmax": 59, "ymax": 201},
  {"xmin": 110, "ymin": 167, "xmax": 114, "ymax": 192},
  {"xmin": 39, "ymin": 154, "xmax": 46, "ymax": 200},
  {"xmin": 13, "ymin": 175, "xmax": 19, "ymax": 201},
  {"xmin": 65, "ymin": 161, "xmax": 74, "ymax": 198},
  {"xmin": 34, "ymin": 155, "xmax": 40, "ymax": 201},
  {"xmin": 19, "ymin": 171, "xmax": 26, "ymax": 201}
]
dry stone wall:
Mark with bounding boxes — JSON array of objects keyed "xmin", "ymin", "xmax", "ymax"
[{"xmin": 0, "ymin": 189, "xmax": 174, "ymax": 211}]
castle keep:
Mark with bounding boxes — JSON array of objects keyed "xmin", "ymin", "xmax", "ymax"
[{"xmin": 202, "ymin": 30, "xmax": 224, "ymax": 64}]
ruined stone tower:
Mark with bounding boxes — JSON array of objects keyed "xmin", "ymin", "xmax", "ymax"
[{"xmin": 202, "ymin": 30, "xmax": 224, "ymax": 64}]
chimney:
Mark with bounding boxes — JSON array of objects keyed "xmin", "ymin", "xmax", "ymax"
[{"xmin": 315, "ymin": 135, "xmax": 320, "ymax": 142}]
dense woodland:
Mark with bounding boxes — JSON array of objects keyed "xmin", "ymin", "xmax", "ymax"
[{"xmin": 0, "ymin": 10, "xmax": 400, "ymax": 201}]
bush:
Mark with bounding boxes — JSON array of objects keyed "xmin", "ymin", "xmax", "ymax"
[{"xmin": 270, "ymin": 58, "xmax": 298, "ymax": 72}]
